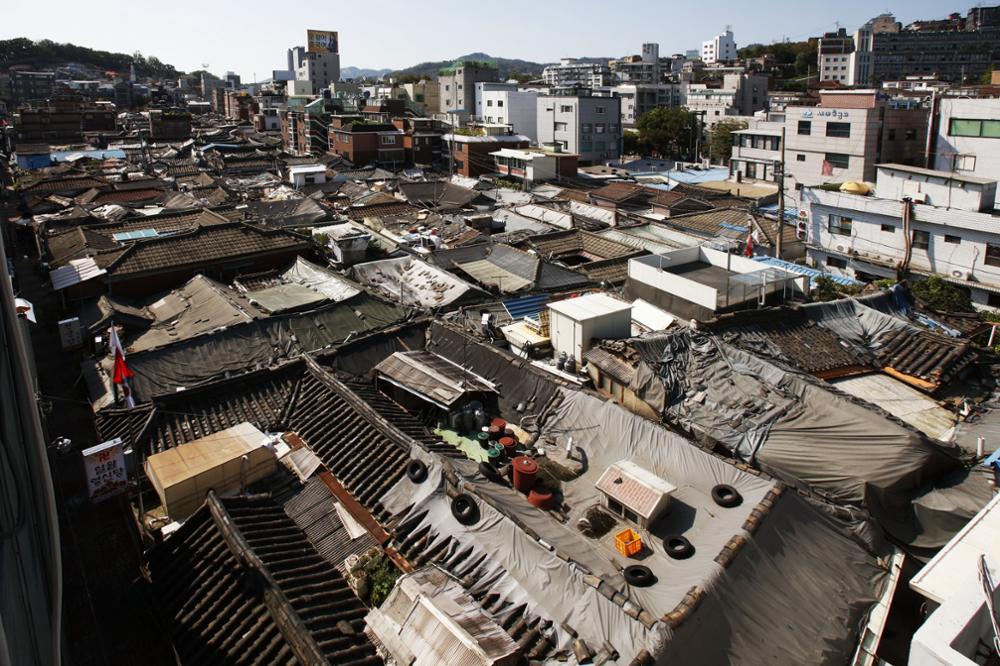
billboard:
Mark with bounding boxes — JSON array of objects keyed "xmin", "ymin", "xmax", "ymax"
[
  {"xmin": 307, "ymin": 30, "xmax": 339, "ymax": 54},
  {"xmin": 82, "ymin": 437, "xmax": 127, "ymax": 502}
]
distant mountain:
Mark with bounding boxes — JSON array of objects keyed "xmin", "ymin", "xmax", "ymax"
[
  {"xmin": 341, "ymin": 66, "xmax": 393, "ymax": 80},
  {"xmin": 0, "ymin": 37, "xmax": 181, "ymax": 78},
  {"xmin": 389, "ymin": 52, "xmax": 550, "ymax": 80}
]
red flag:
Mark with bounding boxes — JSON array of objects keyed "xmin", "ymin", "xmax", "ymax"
[
  {"xmin": 108, "ymin": 326, "xmax": 136, "ymax": 408},
  {"xmin": 112, "ymin": 348, "xmax": 133, "ymax": 384},
  {"xmin": 744, "ymin": 232, "xmax": 754, "ymax": 257}
]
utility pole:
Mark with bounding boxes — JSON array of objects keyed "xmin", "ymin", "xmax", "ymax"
[{"xmin": 776, "ymin": 125, "xmax": 786, "ymax": 260}]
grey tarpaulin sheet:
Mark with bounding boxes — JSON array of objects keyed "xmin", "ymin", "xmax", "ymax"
[
  {"xmin": 544, "ymin": 390, "xmax": 775, "ymax": 616},
  {"xmin": 318, "ymin": 321, "xmax": 429, "ymax": 379},
  {"xmin": 632, "ymin": 329, "xmax": 966, "ymax": 548},
  {"xmin": 380, "ymin": 392, "xmax": 887, "ymax": 664},
  {"xmin": 657, "ymin": 491, "xmax": 885, "ymax": 665},
  {"xmin": 799, "ymin": 291, "xmax": 911, "ymax": 351},
  {"xmin": 380, "ymin": 462, "xmax": 660, "ymax": 664},
  {"xmin": 123, "ymin": 295, "xmax": 410, "ymax": 400},
  {"xmin": 428, "ymin": 321, "xmax": 562, "ymax": 420}
]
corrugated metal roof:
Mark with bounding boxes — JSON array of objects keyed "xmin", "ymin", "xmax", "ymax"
[
  {"xmin": 375, "ymin": 350, "xmax": 497, "ymax": 408},
  {"xmin": 503, "ymin": 294, "xmax": 550, "ymax": 320},
  {"xmin": 753, "ymin": 256, "xmax": 862, "ymax": 288},
  {"xmin": 50, "ymin": 257, "xmax": 106, "ymax": 290}
]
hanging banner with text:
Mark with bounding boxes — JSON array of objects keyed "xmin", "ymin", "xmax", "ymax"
[{"xmin": 82, "ymin": 437, "xmax": 127, "ymax": 502}]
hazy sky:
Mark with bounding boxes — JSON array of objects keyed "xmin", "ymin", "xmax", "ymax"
[{"xmin": 5, "ymin": 0, "xmax": 962, "ymax": 80}]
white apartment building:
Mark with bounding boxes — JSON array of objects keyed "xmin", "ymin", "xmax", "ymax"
[
  {"xmin": 783, "ymin": 90, "xmax": 927, "ymax": 188},
  {"xmin": 297, "ymin": 50, "xmax": 341, "ymax": 92},
  {"xmin": 536, "ymin": 93, "xmax": 621, "ymax": 165},
  {"xmin": 609, "ymin": 83, "xmax": 686, "ymax": 128},
  {"xmin": 474, "ymin": 82, "xmax": 516, "ymax": 120},
  {"xmin": 541, "ymin": 59, "xmax": 614, "ymax": 88},
  {"xmin": 685, "ymin": 73, "xmax": 767, "ymax": 128},
  {"xmin": 933, "ymin": 98, "xmax": 1000, "ymax": 206},
  {"xmin": 804, "ymin": 164, "xmax": 1000, "ymax": 308},
  {"xmin": 478, "ymin": 87, "xmax": 539, "ymax": 143},
  {"xmin": 701, "ymin": 29, "xmax": 737, "ymax": 64},
  {"xmin": 730, "ymin": 124, "xmax": 784, "ymax": 182}
]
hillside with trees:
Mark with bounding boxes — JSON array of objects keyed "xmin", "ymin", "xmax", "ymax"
[
  {"xmin": 0, "ymin": 38, "xmax": 181, "ymax": 78},
  {"xmin": 739, "ymin": 39, "xmax": 818, "ymax": 77},
  {"xmin": 390, "ymin": 52, "xmax": 548, "ymax": 80}
]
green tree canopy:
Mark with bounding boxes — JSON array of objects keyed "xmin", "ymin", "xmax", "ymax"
[
  {"xmin": 709, "ymin": 120, "xmax": 747, "ymax": 164},
  {"xmin": 911, "ymin": 275, "xmax": 975, "ymax": 313},
  {"xmin": 636, "ymin": 107, "xmax": 695, "ymax": 159}
]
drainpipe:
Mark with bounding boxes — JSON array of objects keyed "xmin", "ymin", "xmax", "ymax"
[{"xmin": 899, "ymin": 197, "xmax": 913, "ymax": 279}]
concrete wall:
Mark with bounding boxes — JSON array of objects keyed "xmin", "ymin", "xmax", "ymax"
[
  {"xmin": 481, "ymin": 90, "xmax": 538, "ymax": 143},
  {"xmin": 536, "ymin": 95, "xmax": 621, "ymax": 165},
  {"xmin": 934, "ymin": 98, "xmax": 1000, "ymax": 206}
]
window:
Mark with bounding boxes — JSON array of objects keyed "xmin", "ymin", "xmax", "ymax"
[
  {"xmin": 987, "ymin": 243, "xmax": 1000, "ymax": 267},
  {"xmin": 825, "ymin": 153, "xmax": 850, "ymax": 169},
  {"xmin": 560, "ymin": 104, "xmax": 574, "ymax": 113},
  {"xmin": 610, "ymin": 124, "xmax": 619, "ymax": 132},
  {"xmin": 827, "ymin": 256, "xmax": 848, "ymax": 269},
  {"xmin": 826, "ymin": 122, "xmax": 851, "ymax": 138},
  {"xmin": 988, "ymin": 293, "xmax": 1000, "ymax": 308},
  {"xmin": 798, "ymin": 120, "xmax": 811, "ymax": 135},
  {"xmin": 445, "ymin": 85, "xmax": 450, "ymax": 91},
  {"xmin": 955, "ymin": 154, "xmax": 977, "ymax": 171},
  {"xmin": 945, "ymin": 234, "xmax": 961, "ymax": 244},
  {"xmin": 581, "ymin": 123, "xmax": 592, "ymax": 133},
  {"xmin": 608, "ymin": 498, "xmax": 624, "ymax": 516},
  {"xmin": 580, "ymin": 141, "xmax": 593, "ymax": 152},
  {"xmin": 796, "ymin": 154, "xmax": 806, "ymax": 162},
  {"xmin": 595, "ymin": 124, "xmax": 606, "ymax": 134},
  {"xmin": 828, "ymin": 214, "xmax": 853, "ymax": 235},
  {"xmin": 905, "ymin": 129, "xmax": 917, "ymax": 141},
  {"xmin": 595, "ymin": 106, "xmax": 606, "ymax": 114},
  {"xmin": 950, "ymin": 119, "xmax": 1000, "ymax": 138},
  {"xmin": 594, "ymin": 141, "xmax": 607, "ymax": 151},
  {"xmin": 554, "ymin": 122, "xmax": 568, "ymax": 131},
  {"xmin": 497, "ymin": 100, "xmax": 504, "ymax": 107},
  {"xmin": 486, "ymin": 100, "xmax": 493, "ymax": 107},
  {"xmin": 912, "ymin": 230, "xmax": 930, "ymax": 251},
  {"xmin": 881, "ymin": 223, "xmax": 895, "ymax": 233},
  {"xmin": 888, "ymin": 129, "xmax": 896, "ymax": 140}
]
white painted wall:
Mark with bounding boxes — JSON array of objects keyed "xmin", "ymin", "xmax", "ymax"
[
  {"xmin": 628, "ymin": 252, "xmax": 719, "ymax": 311},
  {"xmin": 934, "ymin": 98, "xmax": 1000, "ymax": 207}
]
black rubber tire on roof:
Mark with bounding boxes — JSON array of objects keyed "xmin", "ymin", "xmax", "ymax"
[
  {"xmin": 451, "ymin": 493, "xmax": 480, "ymax": 526},
  {"xmin": 479, "ymin": 461, "xmax": 501, "ymax": 482},
  {"xmin": 406, "ymin": 459, "xmax": 428, "ymax": 484},
  {"xmin": 623, "ymin": 565, "xmax": 656, "ymax": 587},
  {"xmin": 711, "ymin": 484, "xmax": 742, "ymax": 508},
  {"xmin": 664, "ymin": 535, "xmax": 695, "ymax": 560}
]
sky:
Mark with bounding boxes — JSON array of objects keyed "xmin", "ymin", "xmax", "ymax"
[{"xmin": 5, "ymin": 0, "xmax": 963, "ymax": 80}]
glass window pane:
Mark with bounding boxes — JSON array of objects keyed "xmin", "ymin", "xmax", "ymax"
[
  {"xmin": 983, "ymin": 120, "xmax": 1000, "ymax": 138},
  {"xmin": 950, "ymin": 119, "xmax": 982, "ymax": 137}
]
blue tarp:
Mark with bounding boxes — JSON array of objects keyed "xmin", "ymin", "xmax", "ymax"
[
  {"xmin": 752, "ymin": 256, "xmax": 863, "ymax": 289},
  {"xmin": 503, "ymin": 294, "xmax": 550, "ymax": 320},
  {"xmin": 759, "ymin": 204, "xmax": 801, "ymax": 222},
  {"xmin": 51, "ymin": 149, "xmax": 127, "ymax": 162}
]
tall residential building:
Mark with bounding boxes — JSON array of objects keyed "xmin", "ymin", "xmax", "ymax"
[
  {"xmin": 474, "ymin": 82, "xmax": 517, "ymax": 120},
  {"xmin": 611, "ymin": 43, "xmax": 666, "ymax": 84},
  {"xmin": 10, "ymin": 71, "xmax": 56, "ymax": 105},
  {"xmin": 478, "ymin": 86, "xmax": 539, "ymax": 143},
  {"xmin": 817, "ymin": 29, "xmax": 855, "ymax": 84},
  {"xmin": 933, "ymin": 97, "xmax": 1000, "ymax": 205},
  {"xmin": 287, "ymin": 46, "xmax": 306, "ymax": 72},
  {"xmin": 296, "ymin": 30, "xmax": 340, "ymax": 91},
  {"xmin": 541, "ymin": 59, "xmax": 614, "ymax": 88},
  {"xmin": 684, "ymin": 73, "xmax": 767, "ymax": 128},
  {"xmin": 701, "ymin": 29, "xmax": 737, "ymax": 64},
  {"xmin": 609, "ymin": 83, "xmax": 686, "ymax": 128},
  {"xmin": 437, "ymin": 60, "xmax": 500, "ymax": 119},
  {"xmin": 729, "ymin": 90, "xmax": 928, "ymax": 188},
  {"xmin": 536, "ymin": 91, "xmax": 622, "ymax": 165}
]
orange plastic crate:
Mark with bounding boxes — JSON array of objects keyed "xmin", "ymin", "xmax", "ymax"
[{"xmin": 615, "ymin": 528, "xmax": 643, "ymax": 557}]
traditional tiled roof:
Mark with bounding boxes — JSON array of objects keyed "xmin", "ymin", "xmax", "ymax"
[
  {"xmin": 575, "ymin": 255, "xmax": 639, "ymax": 285},
  {"xmin": 146, "ymin": 493, "xmax": 382, "ymax": 666},
  {"xmin": 588, "ymin": 182, "xmax": 645, "ymax": 204},
  {"xmin": 46, "ymin": 227, "xmax": 120, "ymax": 266},
  {"xmin": 706, "ymin": 308, "xmax": 872, "ymax": 377},
  {"xmin": 85, "ymin": 188, "xmax": 166, "ymax": 205},
  {"xmin": 518, "ymin": 229, "xmax": 637, "ymax": 262},
  {"xmin": 876, "ymin": 327, "xmax": 978, "ymax": 391},
  {"xmin": 20, "ymin": 175, "xmax": 108, "ymax": 194},
  {"xmin": 346, "ymin": 202, "xmax": 416, "ymax": 220},
  {"xmin": 106, "ymin": 222, "xmax": 308, "ymax": 278}
]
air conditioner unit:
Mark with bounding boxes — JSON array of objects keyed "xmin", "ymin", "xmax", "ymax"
[
  {"xmin": 951, "ymin": 269, "xmax": 964, "ymax": 279},
  {"xmin": 836, "ymin": 244, "xmax": 851, "ymax": 254}
]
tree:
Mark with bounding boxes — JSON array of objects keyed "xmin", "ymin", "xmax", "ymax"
[
  {"xmin": 622, "ymin": 131, "xmax": 647, "ymax": 157},
  {"xmin": 709, "ymin": 120, "xmax": 746, "ymax": 165},
  {"xmin": 637, "ymin": 107, "xmax": 695, "ymax": 159},
  {"xmin": 911, "ymin": 275, "xmax": 975, "ymax": 313}
]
